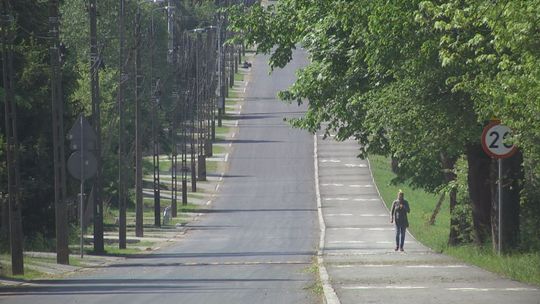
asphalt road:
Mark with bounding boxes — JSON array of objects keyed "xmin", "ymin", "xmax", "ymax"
[{"xmin": 0, "ymin": 49, "xmax": 319, "ymax": 304}]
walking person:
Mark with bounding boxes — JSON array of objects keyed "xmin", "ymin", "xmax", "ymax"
[{"xmin": 390, "ymin": 190, "xmax": 410, "ymax": 251}]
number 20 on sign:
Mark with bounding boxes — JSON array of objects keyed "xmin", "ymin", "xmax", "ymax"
[{"xmin": 481, "ymin": 120, "xmax": 517, "ymax": 159}]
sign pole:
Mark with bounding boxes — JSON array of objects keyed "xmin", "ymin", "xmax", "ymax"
[
  {"xmin": 80, "ymin": 115, "xmax": 84, "ymax": 258},
  {"xmin": 481, "ymin": 120, "xmax": 516, "ymax": 255},
  {"xmin": 498, "ymin": 158, "xmax": 502, "ymax": 255}
]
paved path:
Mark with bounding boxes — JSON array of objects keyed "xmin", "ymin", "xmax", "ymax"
[{"xmin": 316, "ymin": 134, "xmax": 540, "ymax": 304}]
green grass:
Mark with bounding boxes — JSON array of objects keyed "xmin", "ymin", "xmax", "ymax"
[
  {"xmin": 304, "ymin": 259, "xmax": 323, "ymax": 296},
  {"xmin": 234, "ymin": 73, "xmax": 244, "ymax": 82},
  {"xmin": 0, "ymin": 254, "xmax": 94, "ymax": 280},
  {"xmin": 215, "ymin": 126, "xmax": 231, "ymax": 135},
  {"xmin": 213, "ymin": 145, "xmax": 226, "ymax": 155},
  {"xmin": 447, "ymin": 245, "xmax": 540, "ymax": 285},
  {"xmin": 369, "ymin": 154, "xmax": 540, "ymax": 286},
  {"xmin": 227, "ymin": 90, "xmax": 239, "ymax": 99},
  {"xmin": 206, "ymin": 161, "xmax": 218, "ymax": 173}
]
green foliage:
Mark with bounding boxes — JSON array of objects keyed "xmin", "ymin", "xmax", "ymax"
[
  {"xmin": 0, "ymin": 0, "xmax": 220, "ymax": 244},
  {"xmin": 450, "ymin": 157, "xmax": 475, "ymax": 244}
]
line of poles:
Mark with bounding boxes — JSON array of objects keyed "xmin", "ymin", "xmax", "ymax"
[
  {"xmin": 1, "ymin": 0, "xmax": 246, "ymax": 274},
  {"xmin": 117, "ymin": 1, "xmax": 243, "ymax": 244}
]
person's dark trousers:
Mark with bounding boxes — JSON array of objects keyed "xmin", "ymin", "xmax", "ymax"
[{"xmin": 395, "ymin": 225, "xmax": 406, "ymax": 249}]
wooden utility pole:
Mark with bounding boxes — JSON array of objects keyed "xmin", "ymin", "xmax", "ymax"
[
  {"xmin": 180, "ymin": 33, "xmax": 189, "ymax": 205},
  {"xmin": 149, "ymin": 13, "xmax": 161, "ymax": 228},
  {"xmin": 49, "ymin": 0, "xmax": 69, "ymax": 264},
  {"xmin": 118, "ymin": 0, "xmax": 127, "ymax": 249},
  {"xmin": 89, "ymin": 0, "xmax": 104, "ymax": 253},
  {"xmin": 189, "ymin": 36, "xmax": 197, "ymax": 193},
  {"xmin": 196, "ymin": 33, "xmax": 206, "ymax": 181},
  {"xmin": 134, "ymin": 7, "xmax": 144, "ymax": 237},
  {"xmin": 1, "ymin": 0, "xmax": 24, "ymax": 275}
]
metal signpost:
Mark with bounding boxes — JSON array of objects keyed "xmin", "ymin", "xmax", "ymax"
[
  {"xmin": 67, "ymin": 115, "xmax": 97, "ymax": 258},
  {"xmin": 481, "ymin": 120, "xmax": 517, "ymax": 254}
]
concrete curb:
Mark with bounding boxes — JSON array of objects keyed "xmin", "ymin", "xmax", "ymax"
[{"xmin": 314, "ymin": 134, "xmax": 341, "ymax": 304}]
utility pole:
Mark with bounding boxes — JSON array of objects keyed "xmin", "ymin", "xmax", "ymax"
[
  {"xmin": 117, "ymin": 0, "xmax": 127, "ymax": 249},
  {"xmin": 180, "ymin": 33, "xmax": 189, "ymax": 205},
  {"xmin": 170, "ymin": 3, "xmax": 179, "ymax": 218},
  {"xmin": 49, "ymin": 0, "xmax": 69, "ymax": 264},
  {"xmin": 196, "ymin": 32, "xmax": 206, "ymax": 181},
  {"xmin": 134, "ymin": 6, "xmax": 144, "ymax": 237},
  {"xmin": 216, "ymin": 18, "xmax": 224, "ymax": 128},
  {"xmin": 89, "ymin": 0, "xmax": 104, "ymax": 253},
  {"xmin": 150, "ymin": 14, "xmax": 161, "ymax": 228},
  {"xmin": 1, "ymin": 0, "xmax": 24, "ymax": 275},
  {"xmin": 188, "ymin": 36, "xmax": 197, "ymax": 192},
  {"xmin": 206, "ymin": 29, "xmax": 216, "ymax": 151}
]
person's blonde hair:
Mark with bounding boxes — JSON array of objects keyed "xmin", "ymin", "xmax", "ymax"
[{"xmin": 397, "ymin": 189, "xmax": 404, "ymax": 200}]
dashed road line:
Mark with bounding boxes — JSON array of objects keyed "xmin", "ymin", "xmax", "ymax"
[{"xmin": 344, "ymin": 164, "xmax": 367, "ymax": 168}]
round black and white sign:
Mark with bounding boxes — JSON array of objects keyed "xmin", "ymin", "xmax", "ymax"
[{"xmin": 481, "ymin": 121, "xmax": 517, "ymax": 159}]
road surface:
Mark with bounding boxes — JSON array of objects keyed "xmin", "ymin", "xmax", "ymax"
[{"xmin": 0, "ymin": 48, "xmax": 319, "ymax": 304}]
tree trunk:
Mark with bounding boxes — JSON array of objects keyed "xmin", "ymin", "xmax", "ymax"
[
  {"xmin": 440, "ymin": 153, "xmax": 459, "ymax": 246},
  {"xmin": 466, "ymin": 144, "xmax": 492, "ymax": 245},
  {"xmin": 448, "ymin": 187, "xmax": 459, "ymax": 246},
  {"xmin": 0, "ymin": 195, "xmax": 8, "ymax": 239},
  {"xmin": 428, "ymin": 192, "xmax": 446, "ymax": 226},
  {"xmin": 391, "ymin": 156, "xmax": 399, "ymax": 174}
]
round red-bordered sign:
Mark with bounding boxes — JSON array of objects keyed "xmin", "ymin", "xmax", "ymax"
[{"xmin": 481, "ymin": 120, "xmax": 517, "ymax": 159}]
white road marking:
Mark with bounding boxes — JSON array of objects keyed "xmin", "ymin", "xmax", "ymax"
[
  {"xmin": 327, "ymin": 214, "xmax": 353, "ymax": 216},
  {"xmin": 321, "ymin": 183, "xmax": 344, "ymax": 187},
  {"xmin": 345, "ymin": 164, "xmax": 367, "ymax": 168},
  {"xmin": 324, "ymin": 198, "xmax": 350, "ymax": 201},
  {"xmin": 349, "ymin": 184, "xmax": 373, "ymax": 188},
  {"xmin": 329, "ymin": 241, "xmax": 365, "ymax": 244},
  {"xmin": 235, "ymin": 120, "xmax": 239, "ymax": 127},
  {"xmin": 321, "ymin": 159, "xmax": 341, "ymax": 163},
  {"xmin": 353, "ymin": 198, "xmax": 379, "ymax": 201},
  {"xmin": 447, "ymin": 287, "xmax": 538, "ymax": 292},
  {"xmin": 359, "ymin": 214, "xmax": 387, "ymax": 217},
  {"xmin": 215, "ymin": 184, "xmax": 220, "ymax": 191},
  {"xmin": 205, "ymin": 200, "xmax": 211, "ymax": 206},
  {"xmin": 224, "ymin": 153, "xmax": 229, "ymax": 162},
  {"xmin": 406, "ymin": 265, "xmax": 468, "ymax": 269},
  {"xmin": 232, "ymin": 132, "xmax": 236, "ymax": 138},
  {"xmin": 343, "ymin": 286, "xmax": 427, "ymax": 290},
  {"xmin": 335, "ymin": 264, "xmax": 391, "ymax": 268},
  {"xmin": 328, "ymin": 227, "xmax": 393, "ymax": 231}
]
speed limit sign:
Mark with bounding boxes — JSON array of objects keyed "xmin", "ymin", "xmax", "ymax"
[{"xmin": 481, "ymin": 120, "xmax": 517, "ymax": 159}]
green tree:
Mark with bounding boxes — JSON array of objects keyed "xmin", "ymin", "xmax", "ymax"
[{"xmin": 228, "ymin": 0, "xmax": 539, "ymax": 250}]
